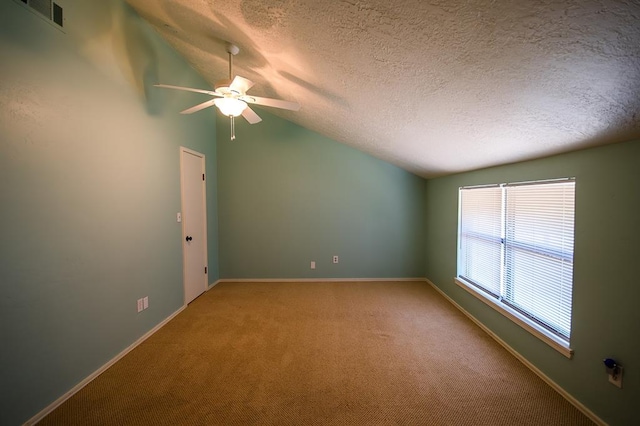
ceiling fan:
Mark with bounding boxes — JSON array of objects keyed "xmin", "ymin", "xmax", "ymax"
[{"xmin": 155, "ymin": 42, "xmax": 301, "ymax": 140}]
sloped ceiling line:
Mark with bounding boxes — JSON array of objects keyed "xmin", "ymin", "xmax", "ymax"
[{"xmin": 126, "ymin": 0, "xmax": 640, "ymax": 177}]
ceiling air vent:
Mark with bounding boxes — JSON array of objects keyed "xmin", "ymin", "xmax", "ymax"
[{"xmin": 18, "ymin": 0, "xmax": 64, "ymax": 28}]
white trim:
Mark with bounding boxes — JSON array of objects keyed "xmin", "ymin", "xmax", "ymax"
[
  {"xmin": 208, "ymin": 279, "xmax": 222, "ymax": 290},
  {"xmin": 25, "ymin": 279, "xmax": 602, "ymax": 425},
  {"xmin": 215, "ymin": 277, "xmax": 428, "ymax": 283},
  {"xmin": 24, "ymin": 305, "xmax": 187, "ymax": 426},
  {"xmin": 454, "ymin": 277, "xmax": 573, "ymax": 358},
  {"xmin": 427, "ymin": 279, "xmax": 605, "ymax": 426},
  {"xmin": 505, "ymin": 176, "xmax": 575, "ymax": 187}
]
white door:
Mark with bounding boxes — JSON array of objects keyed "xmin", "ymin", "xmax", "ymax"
[{"xmin": 180, "ymin": 147, "xmax": 208, "ymax": 304}]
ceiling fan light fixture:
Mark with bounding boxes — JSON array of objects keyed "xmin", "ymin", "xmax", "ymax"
[
  {"xmin": 214, "ymin": 97, "xmax": 247, "ymax": 117},
  {"xmin": 155, "ymin": 43, "xmax": 298, "ymax": 141}
]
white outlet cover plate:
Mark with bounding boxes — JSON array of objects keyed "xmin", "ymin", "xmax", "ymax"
[{"xmin": 609, "ymin": 367, "xmax": 623, "ymax": 388}]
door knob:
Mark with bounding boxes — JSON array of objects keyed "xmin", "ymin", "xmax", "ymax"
[{"xmin": 186, "ymin": 236, "xmax": 193, "ymax": 242}]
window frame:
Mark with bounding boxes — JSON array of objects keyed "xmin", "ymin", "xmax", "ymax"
[{"xmin": 456, "ymin": 178, "xmax": 575, "ymax": 359}]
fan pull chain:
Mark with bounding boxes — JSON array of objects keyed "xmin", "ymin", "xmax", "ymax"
[{"xmin": 230, "ymin": 116, "xmax": 235, "ymax": 140}]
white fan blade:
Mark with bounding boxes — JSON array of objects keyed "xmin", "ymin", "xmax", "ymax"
[
  {"xmin": 242, "ymin": 95, "xmax": 301, "ymax": 111},
  {"xmin": 155, "ymin": 84, "xmax": 220, "ymax": 97},
  {"xmin": 180, "ymin": 99, "xmax": 217, "ymax": 115},
  {"xmin": 229, "ymin": 76, "xmax": 254, "ymax": 94},
  {"xmin": 242, "ymin": 106, "xmax": 262, "ymax": 124}
]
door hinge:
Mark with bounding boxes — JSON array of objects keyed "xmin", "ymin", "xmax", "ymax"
[
  {"xmin": 202, "ymin": 174, "xmax": 205, "ymax": 181},
  {"xmin": 204, "ymin": 266, "xmax": 207, "ymax": 274}
]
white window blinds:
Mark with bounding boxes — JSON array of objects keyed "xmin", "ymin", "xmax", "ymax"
[
  {"xmin": 504, "ymin": 181, "xmax": 575, "ymax": 338},
  {"xmin": 458, "ymin": 179, "xmax": 575, "ymax": 341},
  {"xmin": 459, "ymin": 186, "xmax": 503, "ymax": 298}
]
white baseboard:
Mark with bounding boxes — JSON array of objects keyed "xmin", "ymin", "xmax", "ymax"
[
  {"xmin": 214, "ymin": 277, "xmax": 428, "ymax": 283},
  {"xmin": 426, "ymin": 279, "xmax": 606, "ymax": 426},
  {"xmin": 30, "ymin": 280, "xmax": 597, "ymax": 424},
  {"xmin": 25, "ymin": 305, "xmax": 187, "ymax": 425}
]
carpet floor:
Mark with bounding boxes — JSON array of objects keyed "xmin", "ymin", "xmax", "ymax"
[{"xmin": 40, "ymin": 281, "xmax": 594, "ymax": 425}]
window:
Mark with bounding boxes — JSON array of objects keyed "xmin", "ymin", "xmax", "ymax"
[{"xmin": 457, "ymin": 178, "xmax": 575, "ymax": 357}]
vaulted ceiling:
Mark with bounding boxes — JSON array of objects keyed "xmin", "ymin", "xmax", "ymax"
[{"xmin": 125, "ymin": 0, "xmax": 640, "ymax": 177}]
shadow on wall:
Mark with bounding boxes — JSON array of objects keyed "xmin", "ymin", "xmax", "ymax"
[
  {"xmin": 278, "ymin": 70, "xmax": 349, "ymax": 108},
  {"xmin": 162, "ymin": 1, "xmax": 269, "ymax": 71},
  {"xmin": 239, "ymin": 0, "xmax": 293, "ymax": 31},
  {"xmin": 116, "ymin": 4, "xmax": 160, "ymax": 115},
  {"xmin": 60, "ymin": 0, "xmax": 163, "ymax": 115},
  {"xmin": 160, "ymin": 1, "xmax": 292, "ymax": 100}
]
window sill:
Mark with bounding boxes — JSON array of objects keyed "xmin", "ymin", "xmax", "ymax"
[{"xmin": 454, "ymin": 277, "xmax": 574, "ymax": 359}]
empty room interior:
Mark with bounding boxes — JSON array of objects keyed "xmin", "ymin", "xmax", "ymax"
[{"xmin": 1, "ymin": 0, "xmax": 639, "ymax": 425}]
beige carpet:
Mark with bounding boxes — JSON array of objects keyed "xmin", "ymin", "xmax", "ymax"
[{"xmin": 41, "ymin": 281, "xmax": 594, "ymax": 425}]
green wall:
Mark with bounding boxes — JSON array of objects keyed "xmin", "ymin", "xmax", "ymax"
[
  {"xmin": 425, "ymin": 139, "xmax": 640, "ymax": 425},
  {"xmin": 2, "ymin": 1, "xmax": 636, "ymax": 425},
  {"xmin": 217, "ymin": 111, "xmax": 426, "ymax": 279},
  {"xmin": 0, "ymin": 1, "xmax": 219, "ymax": 424}
]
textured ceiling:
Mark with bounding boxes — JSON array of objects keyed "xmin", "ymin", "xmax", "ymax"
[{"xmin": 125, "ymin": 0, "xmax": 640, "ymax": 177}]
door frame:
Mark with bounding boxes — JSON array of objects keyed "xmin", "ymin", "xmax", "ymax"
[{"xmin": 179, "ymin": 146, "xmax": 209, "ymax": 305}]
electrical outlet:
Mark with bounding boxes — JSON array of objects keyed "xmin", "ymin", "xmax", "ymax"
[
  {"xmin": 143, "ymin": 296, "xmax": 149, "ymax": 310},
  {"xmin": 332, "ymin": 255, "xmax": 339, "ymax": 264},
  {"xmin": 137, "ymin": 298, "xmax": 143, "ymax": 313},
  {"xmin": 609, "ymin": 366, "xmax": 623, "ymax": 388},
  {"xmin": 310, "ymin": 261, "xmax": 316, "ymax": 270}
]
